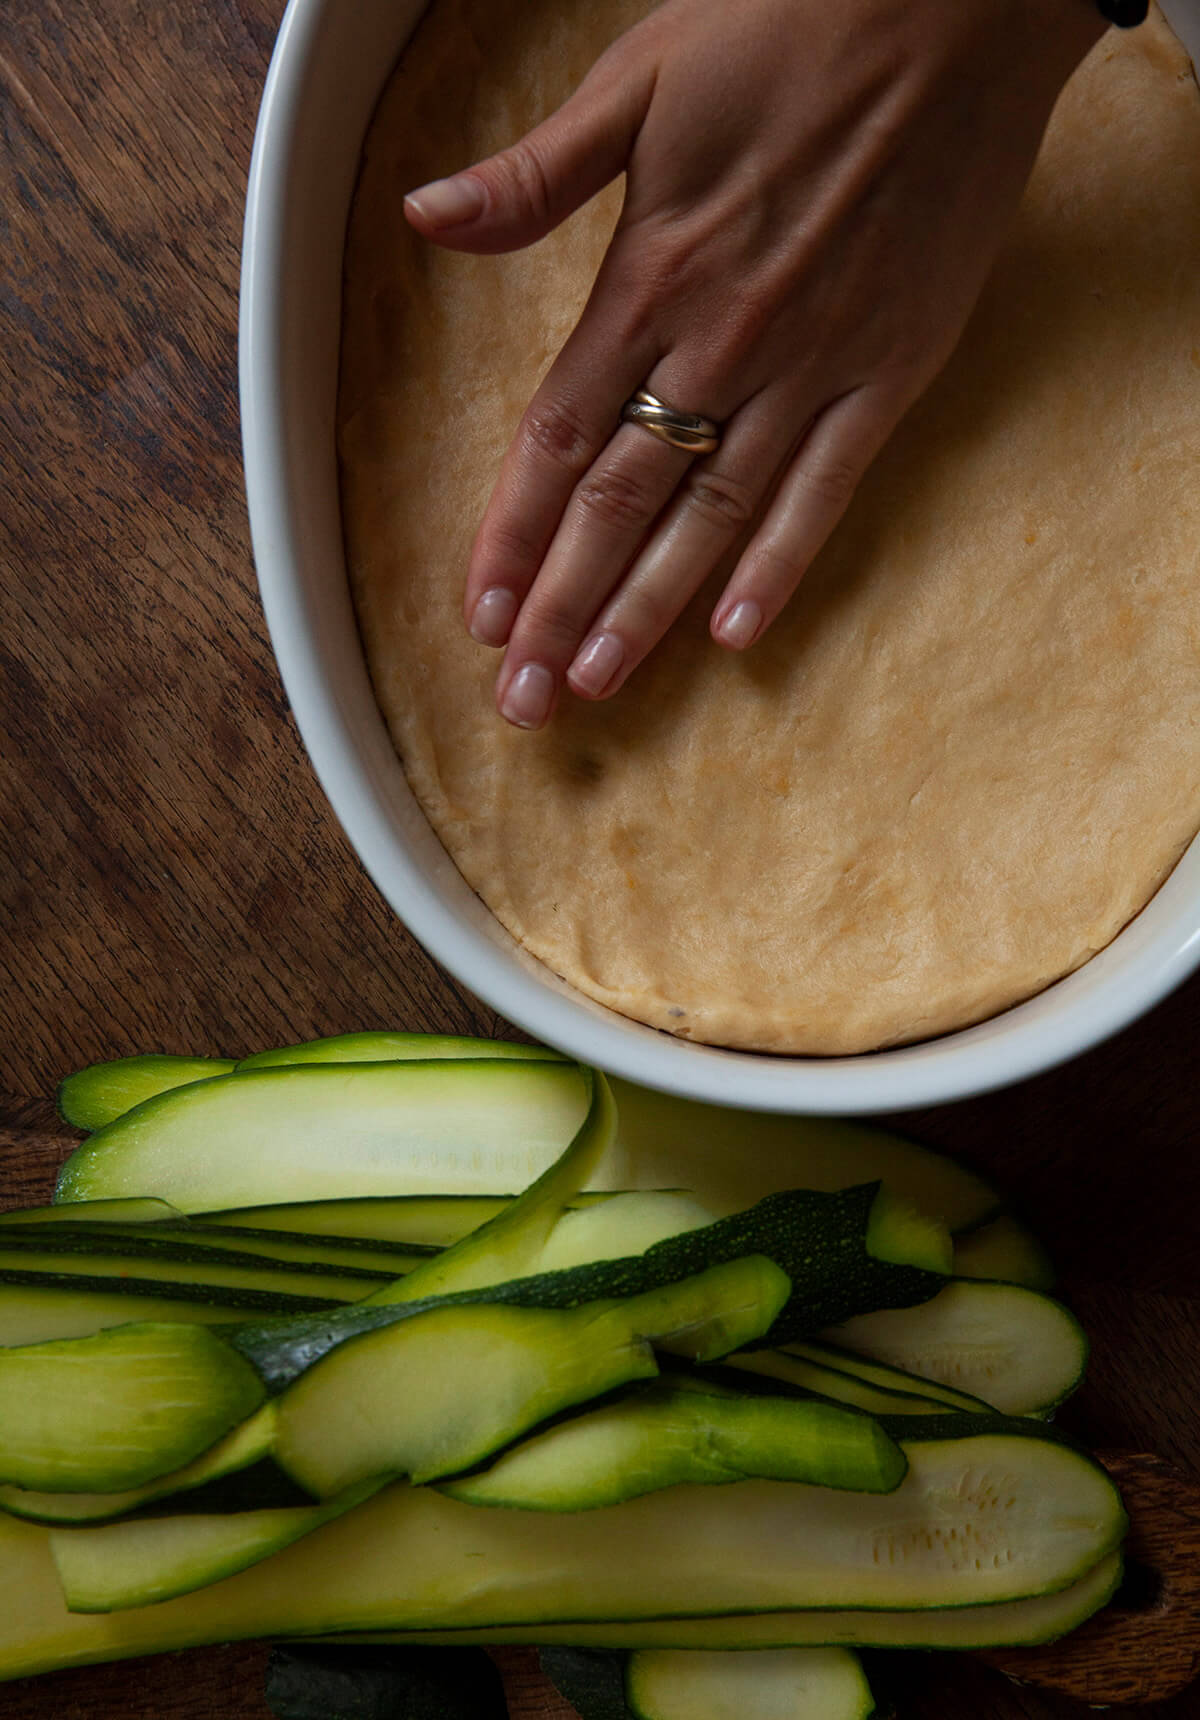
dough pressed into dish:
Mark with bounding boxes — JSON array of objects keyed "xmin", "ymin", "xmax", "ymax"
[{"xmin": 339, "ymin": 2, "xmax": 1200, "ymax": 1054}]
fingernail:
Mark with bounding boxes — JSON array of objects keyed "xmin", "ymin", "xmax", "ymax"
[
  {"xmin": 715, "ymin": 599, "xmax": 763, "ymax": 650},
  {"xmin": 568, "ymin": 631, "xmax": 624, "ymax": 697},
  {"xmin": 499, "ymin": 662, "xmax": 556, "ymax": 730},
  {"xmin": 469, "ymin": 586, "xmax": 518, "ymax": 647},
  {"xmin": 405, "ymin": 174, "xmax": 486, "ymax": 228}
]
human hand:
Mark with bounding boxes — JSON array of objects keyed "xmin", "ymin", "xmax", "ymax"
[{"xmin": 404, "ymin": 0, "xmax": 1105, "ymax": 729}]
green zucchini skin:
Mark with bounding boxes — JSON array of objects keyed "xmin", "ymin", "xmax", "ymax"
[
  {"xmin": 364, "ymin": 1065, "xmax": 615, "ymax": 1306},
  {"xmin": 264, "ymin": 1643, "xmax": 509, "ymax": 1720},
  {"xmin": 699, "ymin": 1351, "xmax": 976, "ymax": 1419},
  {"xmin": 55, "ymin": 1060, "xmax": 591, "ymax": 1212},
  {"xmin": 541, "ymin": 1647, "xmax": 633, "ymax": 1720},
  {"xmin": 54, "ymin": 1042, "xmax": 1003, "ymax": 1235},
  {"xmin": 201, "ymin": 1194, "xmax": 517, "ymax": 1247},
  {"xmin": 0, "ymin": 1441, "xmax": 1124, "ymax": 1683},
  {"xmin": 0, "ymin": 1198, "xmax": 184, "ymax": 1227},
  {"xmin": 0, "ymin": 1234, "xmax": 396, "ymax": 1305},
  {"xmin": 0, "ymin": 1218, "xmax": 435, "ymax": 1275},
  {"xmin": 0, "ymin": 1324, "xmax": 266, "ymax": 1494},
  {"xmin": 315, "ymin": 1553, "xmax": 1123, "ymax": 1652},
  {"xmin": 227, "ymin": 1185, "xmax": 946, "ymax": 1395},
  {"xmin": 57, "ymin": 1057, "xmax": 236, "ymax": 1132},
  {"xmin": 0, "ymin": 1271, "xmax": 343, "ymax": 1325},
  {"xmin": 437, "ymin": 1377, "xmax": 907, "ymax": 1511},
  {"xmin": 821, "ymin": 1280, "xmax": 1088, "ymax": 1417},
  {"xmin": 272, "ymin": 1256, "xmax": 790, "ymax": 1497}
]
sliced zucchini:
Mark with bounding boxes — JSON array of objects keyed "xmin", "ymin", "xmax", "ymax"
[
  {"xmin": 0, "ymin": 1198, "xmax": 184, "ymax": 1227},
  {"xmin": 238, "ymin": 1031, "xmax": 563, "ymax": 1068},
  {"xmin": 822, "ymin": 1280, "xmax": 1088, "ymax": 1416},
  {"xmin": 273, "ymin": 1256, "xmax": 789, "ymax": 1496},
  {"xmin": 312, "ymin": 1553, "xmax": 1124, "ymax": 1651},
  {"xmin": 0, "ymin": 1235, "xmax": 394, "ymax": 1303},
  {"xmin": 952, "ymin": 1213, "xmax": 1055, "ymax": 1291},
  {"xmin": 607, "ymin": 1078, "xmax": 1001, "ymax": 1231},
  {"xmin": 58, "ymin": 1056, "xmax": 236, "ymax": 1131},
  {"xmin": 55, "ymin": 1058, "xmax": 590, "ymax": 1210},
  {"xmin": 204, "ymin": 1194, "xmax": 516, "ymax": 1247},
  {"xmin": 0, "ymin": 1219, "xmax": 435, "ymax": 1277},
  {"xmin": 0, "ymin": 1500, "xmax": 1123, "ymax": 1685},
  {"xmin": 52, "ymin": 1477, "xmax": 385, "ymax": 1612},
  {"xmin": 783, "ymin": 1338, "xmax": 990, "ymax": 1413},
  {"xmin": 227, "ymin": 1185, "xmax": 946, "ymax": 1394},
  {"xmin": 437, "ymin": 1376, "xmax": 906, "ymax": 1510},
  {"xmin": 363, "ymin": 1067, "xmax": 616, "ymax": 1304},
  {"xmin": 0, "ymin": 1323, "xmax": 265, "ymax": 1493},
  {"xmin": 628, "ymin": 1647, "xmax": 876, "ymax": 1720},
  {"xmin": 536, "ymin": 1192, "xmax": 717, "ymax": 1272},
  {"xmin": 0, "ymin": 1405, "xmax": 278, "ymax": 1525},
  {"xmin": 716, "ymin": 1348, "xmax": 979, "ymax": 1418},
  {"xmin": 56, "ymin": 1042, "xmax": 1003, "ymax": 1234},
  {"xmin": 0, "ymin": 1273, "xmax": 343, "ymax": 1336}
]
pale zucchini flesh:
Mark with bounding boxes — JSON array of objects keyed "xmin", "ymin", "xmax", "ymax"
[
  {"xmin": 55, "ymin": 1059, "xmax": 592, "ymax": 1211},
  {"xmin": 951, "ymin": 1213, "xmax": 1056, "ymax": 1291},
  {"xmin": 364, "ymin": 1068, "xmax": 616, "ymax": 1305},
  {"xmin": 54, "ymin": 1045, "xmax": 1003, "ymax": 1234},
  {"xmin": 309, "ymin": 1553, "xmax": 1124, "ymax": 1652},
  {"xmin": 717, "ymin": 1350, "xmax": 969, "ymax": 1418},
  {"xmin": 0, "ymin": 1405, "xmax": 279, "ymax": 1526},
  {"xmin": 0, "ymin": 1324, "xmax": 266, "ymax": 1493},
  {"xmin": 0, "ymin": 1238, "xmax": 392, "ymax": 1304},
  {"xmin": 626, "ymin": 1647, "xmax": 876, "ymax": 1720},
  {"xmin": 51, "ymin": 1477, "xmax": 386, "ymax": 1612},
  {"xmin": 0, "ymin": 1486, "xmax": 1120, "ymax": 1685},
  {"xmin": 438, "ymin": 1377, "xmax": 906, "ymax": 1510},
  {"xmin": 822, "ymin": 1280, "xmax": 1088, "ymax": 1416},
  {"xmin": 273, "ymin": 1257, "xmax": 789, "ymax": 1496},
  {"xmin": 203, "ymin": 1195, "xmax": 516, "ymax": 1247},
  {"xmin": 0, "ymin": 1281, "xmax": 294, "ymax": 1346},
  {"xmin": 784, "ymin": 1337, "xmax": 992, "ymax": 1413}
]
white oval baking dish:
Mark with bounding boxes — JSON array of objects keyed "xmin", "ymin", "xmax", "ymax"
[{"xmin": 240, "ymin": 0, "xmax": 1200, "ymax": 1114}]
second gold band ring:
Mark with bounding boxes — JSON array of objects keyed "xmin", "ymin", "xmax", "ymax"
[{"xmin": 620, "ymin": 388, "xmax": 722, "ymax": 455}]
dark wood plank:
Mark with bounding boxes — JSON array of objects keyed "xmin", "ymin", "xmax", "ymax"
[{"xmin": 0, "ymin": 0, "xmax": 1198, "ymax": 1716}]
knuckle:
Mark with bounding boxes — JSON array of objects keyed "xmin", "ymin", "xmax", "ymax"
[
  {"xmin": 487, "ymin": 138, "xmax": 554, "ymax": 228},
  {"xmin": 574, "ymin": 466, "xmax": 661, "ymax": 532},
  {"xmin": 682, "ymin": 469, "xmax": 758, "ymax": 533},
  {"xmin": 520, "ymin": 399, "xmax": 594, "ymax": 474},
  {"xmin": 795, "ymin": 452, "xmax": 862, "ymax": 511}
]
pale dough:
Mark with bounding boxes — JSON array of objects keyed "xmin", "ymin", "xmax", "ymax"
[{"xmin": 339, "ymin": 3, "xmax": 1200, "ymax": 1054}]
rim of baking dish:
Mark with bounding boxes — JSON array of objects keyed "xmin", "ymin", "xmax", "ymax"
[{"xmin": 240, "ymin": 0, "xmax": 1200, "ymax": 1114}]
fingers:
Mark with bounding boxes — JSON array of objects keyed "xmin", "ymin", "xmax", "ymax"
[
  {"xmin": 709, "ymin": 386, "xmax": 898, "ymax": 651},
  {"xmin": 461, "ymin": 273, "xmax": 665, "ymax": 658},
  {"xmin": 492, "ymin": 423, "xmax": 696, "ymax": 727},
  {"xmin": 564, "ymin": 397, "xmax": 800, "ymax": 700},
  {"xmin": 403, "ymin": 53, "xmax": 654, "ymax": 256},
  {"xmin": 555, "ymin": 385, "xmax": 899, "ymax": 707}
]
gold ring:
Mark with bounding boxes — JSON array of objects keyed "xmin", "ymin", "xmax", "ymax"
[{"xmin": 620, "ymin": 388, "xmax": 721, "ymax": 455}]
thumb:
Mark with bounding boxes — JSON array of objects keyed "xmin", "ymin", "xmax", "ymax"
[{"xmin": 403, "ymin": 56, "xmax": 652, "ymax": 255}]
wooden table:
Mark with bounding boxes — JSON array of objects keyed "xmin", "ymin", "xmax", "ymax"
[{"xmin": 1, "ymin": 3, "xmax": 1198, "ymax": 1715}]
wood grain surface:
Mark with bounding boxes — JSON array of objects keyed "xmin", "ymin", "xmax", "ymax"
[{"xmin": 1, "ymin": 3, "xmax": 1198, "ymax": 1717}]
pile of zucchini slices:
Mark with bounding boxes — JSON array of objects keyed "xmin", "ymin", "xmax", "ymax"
[{"xmin": 0, "ymin": 1034, "xmax": 1122, "ymax": 1720}]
